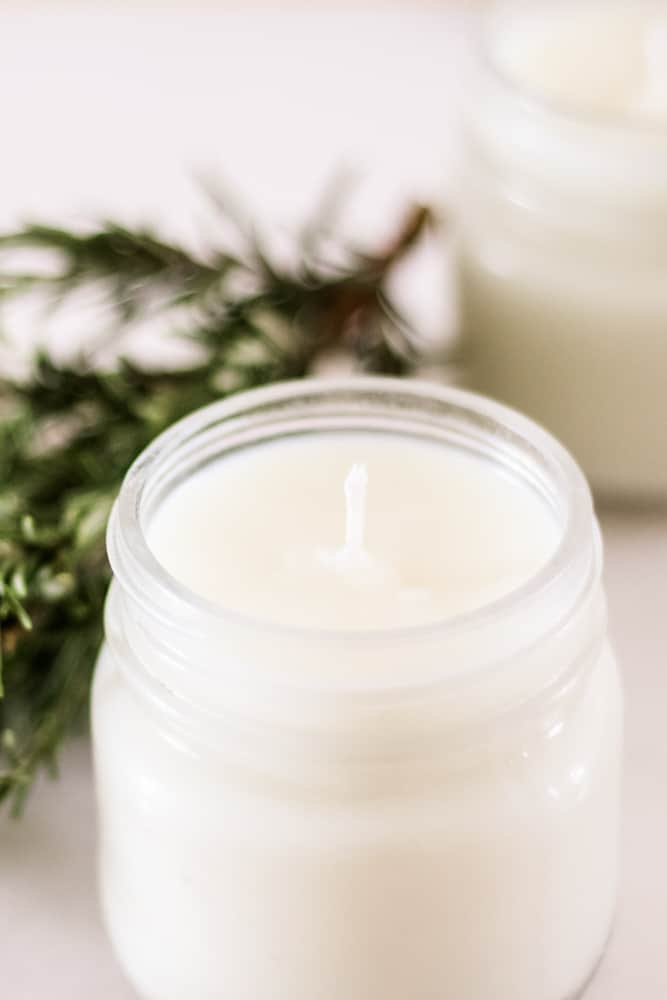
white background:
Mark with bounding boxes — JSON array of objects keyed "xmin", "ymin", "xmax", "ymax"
[{"xmin": 0, "ymin": 5, "xmax": 666, "ymax": 998}]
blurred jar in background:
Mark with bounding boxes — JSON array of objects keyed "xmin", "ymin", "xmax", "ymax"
[{"xmin": 456, "ymin": 0, "xmax": 667, "ymax": 501}]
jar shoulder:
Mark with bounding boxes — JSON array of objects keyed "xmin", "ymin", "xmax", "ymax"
[{"xmin": 92, "ymin": 637, "xmax": 623, "ymax": 825}]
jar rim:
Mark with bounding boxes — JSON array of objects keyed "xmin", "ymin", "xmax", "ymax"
[
  {"xmin": 474, "ymin": 0, "xmax": 667, "ymax": 137},
  {"xmin": 108, "ymin": 376, "xmax": 597, "ymax": 648}
]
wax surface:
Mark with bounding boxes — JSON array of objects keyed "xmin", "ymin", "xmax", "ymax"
[
  {"xmin": 148, "ymin": 433, "xmax": 559, "ymax": 629},
  {"xmin": 494, "ymin": 2, "xmax": 667, "ymax": 118}
]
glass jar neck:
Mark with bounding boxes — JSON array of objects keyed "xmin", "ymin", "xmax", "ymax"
[{"xmin": 106, "ymin": 378, "xmax": 603, "ymax": 766}]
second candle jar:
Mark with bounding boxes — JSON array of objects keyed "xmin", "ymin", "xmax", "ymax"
[
  {"xmin": 457, "ymin": 1, "xmax": 667, "ymax": 501},
  {"xmin": 93, "ymin": 379, "xmax": 622, "ymax": 1000}
]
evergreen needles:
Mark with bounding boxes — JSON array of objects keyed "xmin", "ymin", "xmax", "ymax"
[{"xmin": 0, "ymin": 196, "xmax": 434, "ymax": 814}]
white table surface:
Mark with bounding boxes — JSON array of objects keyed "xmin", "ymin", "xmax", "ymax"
[{"xmin": 1, "ymin": 6, "xmax": 666, "ymax": 998}]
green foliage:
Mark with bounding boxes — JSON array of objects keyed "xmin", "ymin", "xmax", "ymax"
[{"xmin": 0, "ymin": 195, "xmax": 434, "ymax": 814}]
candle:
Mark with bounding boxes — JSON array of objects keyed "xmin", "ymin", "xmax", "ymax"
[
  {"xmin": 92, "ymin": 378, "xmax": 623, "ymax": 1000},
  {"xmin": 457, "ymin": 0, "xmax": 667, "ymax": 500},
  {"xmin": 147, "ymin": 434, "xmax": 560, "ymax": 629}
]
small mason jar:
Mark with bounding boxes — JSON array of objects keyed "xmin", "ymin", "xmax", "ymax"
[
  {"xmin": 92, "ymin": 379, "xmax": 623, "ymax": 1000},
  {"xmin": 456, "ymin": 1, "xmax": 667, "ymax": 501}
]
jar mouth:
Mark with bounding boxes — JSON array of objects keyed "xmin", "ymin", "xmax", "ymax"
[
  {"xmin": 475, "ymin": 0, "xmax": 667, "ymax": 136},
  {"xmin": 108, "ymin": 376, "xmax": 596, "ymax": 648}
]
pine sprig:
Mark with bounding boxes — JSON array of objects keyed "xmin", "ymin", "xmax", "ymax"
[{"xmin": 0, "ymin": 196, "xmax": 435, "ymax": 814}]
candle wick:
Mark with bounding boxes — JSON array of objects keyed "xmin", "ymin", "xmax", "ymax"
[
  {"xmin": 312, "ymin": 462, "xmax": 373, "ymax": 575},
  {"xmin": 342, "ymin": 463, "xmax": 368, "ymax": 561}
]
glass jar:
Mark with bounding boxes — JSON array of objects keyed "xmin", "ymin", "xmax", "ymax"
[
  {"xmin": 92, "ymin": 378, "xmax": 623, "ymax": 1000},
  {"xmin": 456, "ymin": 1, "xmax": 667, "ymax": 501}
]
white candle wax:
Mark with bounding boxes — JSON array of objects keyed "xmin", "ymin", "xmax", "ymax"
[
  {"xmin": 148, "ymin": 433, "xmax": 560, "ymax": 630},
  {"xmin": 93, "ymin": 380, "xmax": 622, "ymax": 1000},
  {"xmin": 495, "ymin": 3, "xmax": 667, "ymax": 119},
  {"xmin": 458, "ymin": 0, "xmax": 667, "ymax": 499}
]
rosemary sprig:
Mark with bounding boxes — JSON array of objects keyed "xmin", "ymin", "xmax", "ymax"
[{"xmin": 0, "ymin": 196, "xmax": 434, "ymax": 814}]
